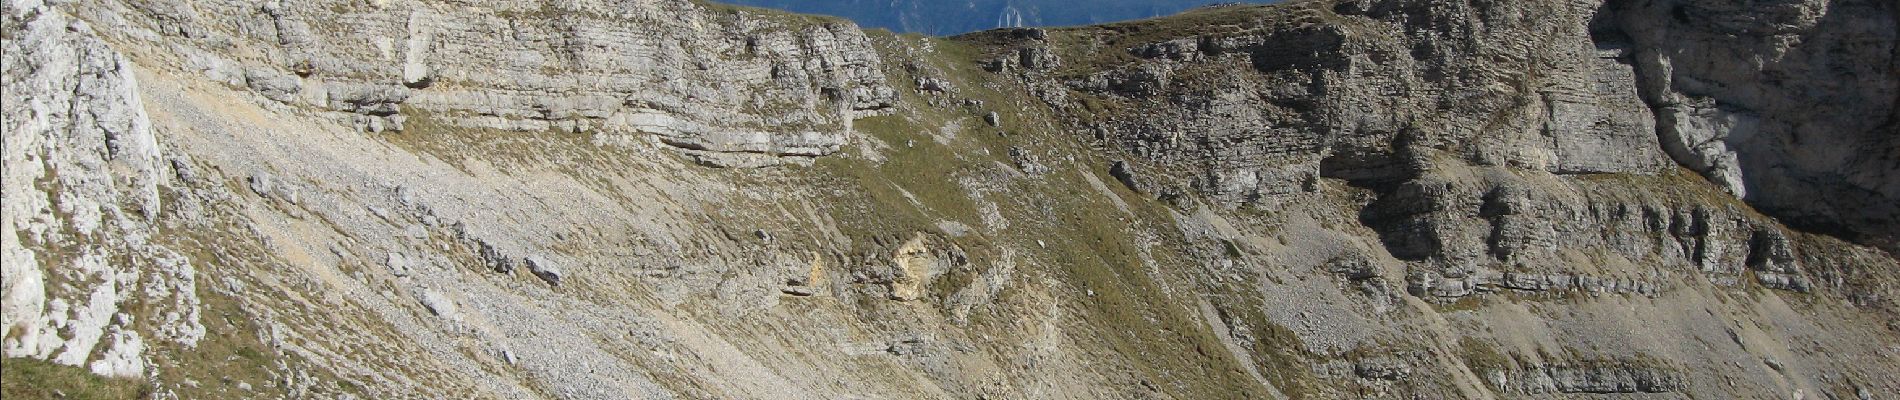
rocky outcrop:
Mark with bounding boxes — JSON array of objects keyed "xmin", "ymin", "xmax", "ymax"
[
  {"xmin": 1025, "ymin": 0, "xmax": 1898, "ymax": 252},
  {"xmin": 884, "ymin": 234, "xmax": 952, "ymax": 301},
  {"xmin": 1487, "ymin": 362, "xmax": 1685, "ymax": 394},
  {"xmin": 67, "ymin": 0, "xmax": 898, "ymax": 167},
  {"xmin": 1600, "ymin": 0, "xmax": 1900, "ymax": 249},
  {"xmin": 987, "ymin": 0, "xmax": 1891, "ymax": 300},
  {"xmin": 1408, "ymin": 270, "xmax": 1668, "ymax": 298},
  {"xmin": 1039, "ymin": 0, "xmax": 1678, "ymax": 209},
  {"xmin": 2, "ymin": 0, "xmax": 203, "ymax": 378}
]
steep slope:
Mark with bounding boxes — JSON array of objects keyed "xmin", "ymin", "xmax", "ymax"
[{"xmin": 3, "ymin": 0, "xmax": 1897, "ymax": 399}]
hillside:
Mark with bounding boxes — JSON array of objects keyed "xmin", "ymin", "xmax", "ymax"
[
  {"xmin": 3, "ymin": 0, "xmax": 1898, "ymax": 398},
  {"xmin": 711, "ymin": 0, "xmax": 1267, "ymax": 35}
]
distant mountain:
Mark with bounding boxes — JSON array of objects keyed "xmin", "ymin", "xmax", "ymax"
[{"xmin": 713, "ymin": 0, "xmax": 1267, "ymax": 35}]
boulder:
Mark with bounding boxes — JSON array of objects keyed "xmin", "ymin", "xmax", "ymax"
[{"xmin": 525, "ymin": 256, "xmax": 563, "ymax": 286}]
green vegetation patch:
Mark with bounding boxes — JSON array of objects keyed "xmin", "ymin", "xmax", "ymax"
[
  {"xmin": 1457, "ymin": 337, "xmax": 1514, "ymax": 373},
  {"xmin": 801, "ymin": 33, "xmax": 1293, "ymax": 397},
  {"xmin": 1, "ymin": 358, "xmax": 150, "ymax": 400}
]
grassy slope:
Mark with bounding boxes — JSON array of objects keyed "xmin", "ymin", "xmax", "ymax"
[
  {"xmin": 791, "ymin": 23, "xmax": 1307, "ymax": 396},
  {"xmin": 1, "ymin": 358, "xmax": 148, "ymax": 400}
]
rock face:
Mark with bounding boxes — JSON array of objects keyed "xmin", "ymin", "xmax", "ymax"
[
  {"xmin": 3, "ymin": 0, "xmax": 1898, "ymax": 399},
  {"xmin": 2, "ymin": 1, "xmax": 203, "ymax": 379},
  {"xmin": 1604, "ymin": 0, "xmax": 1900, "ymax": 250},
  {"xmin": 1491, "ymin": 362, "xmax": 1685, "ymax": 394},
  {"xmin": 65, "ymin": 0, "xmax": 899, "ymax": 167},
  {"xmin": 1048, "ymin": 0, "xmax": 1898, "ymax": 248}
]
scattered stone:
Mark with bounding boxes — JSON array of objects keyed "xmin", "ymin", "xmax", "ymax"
[
  {"xmin": 1354, "ymin": 358, "xmax": 1411, "ymax": 380},
  {"xmin": 325, "ymin": 83, "xmax": 409, "ymax": 116},
  {"xmin": 914, "ymin": 76, "xmax": 951, "ymax": 92},
  {"xmin": 170, "ymin": 158, "xmax": 199, "ymax": 183},
  {"xmin": 1324, "ymin": 257, "xmax": 1378, "ymax": 281},
  {"xmin": 888, "ymin": 235, "xmax": 932, "ymax": 301},
  {"xmin": 1002, "ymin": 27, "xmax": 1047, "ymax": 41},
  {"xmin": 417, "ymin": 290, "xmax": 458, "ymax": 321},
  {"xmin": 385, "ymin": 114, "xmax": 407, "ymax": 132},
  {"xmin": 475, "ymin": 241, "xmax": 518, "ymax": 273},
  {"xmin": 402, "ymin": 53, "xmax": 434, "ymax": 88},
  {"xmin": 1131, "ymin": 38, "xmax": 1201, "ymax": 60},
  {"xmin": 385, "ymin": 252, "xmax": 411, "ymax": 277},
  {"xmin": 404, "ymin": 224, "xmax": 428, "ymax": 239},
  {"xmin": 886, "ymin": 337, "xmax": 926, "ymax": 355},
  {"xmin": 525, "ymin": 256, "xmax": 563, "ymax": 286},
  {"xmin": 248, "ymin": 173, "xmax": 275, "ymax": 196},
  {"xmin": 934, "ymin": 220, "xmax": 972, "ymax": 237},
  {"xmin": 1109, "ymin": 160, "xmax": 1142, "ymax": 192},
  {"xmin": 1017, "ymin": 47, "xmax": 1058, "ymax": 70},
  {"xmin": 243, "ymin": 67, "xmax": 301, "ymax": 103},
  {"xmin": 246, "ymin": 172, "xmax": 304, "ymax": 204},
  {"xmin": 367, "ymin": 205, "xmax": 392, "ymax": 221},
  {"xmin": 1008, "ymin": 147, "xmax": 1050, "ymax": 176}
]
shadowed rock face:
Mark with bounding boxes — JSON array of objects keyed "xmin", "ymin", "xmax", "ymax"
[
  {"xmin": 1038, "ymin": 0, "xmax": 1898, "ymax": 249},
  {"xmin": 4, "ymin": 0, "xmax": 1898, "ymax": 398},
  {"xmin": 1004, "ymin": 0, "xmax": 1897, "ymax": 283},
  {"xmin": 1604, "ymin": 0, "xmax": 1900, "ymax": 249}
]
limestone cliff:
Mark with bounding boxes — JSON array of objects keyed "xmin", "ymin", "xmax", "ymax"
[{"xmin": 3, "ymin": 0, "xmax": 1897, "ymax": 399}]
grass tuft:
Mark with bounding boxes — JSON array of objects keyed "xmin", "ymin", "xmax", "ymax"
[{"xmin": 1, "ymin": 358, "xmax": 150, "ymax": 400}]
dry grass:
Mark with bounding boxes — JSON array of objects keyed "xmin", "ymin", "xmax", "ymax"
[{"xmin": 1, "ymin": 358, "xmax": 150, "ymax": 400}]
